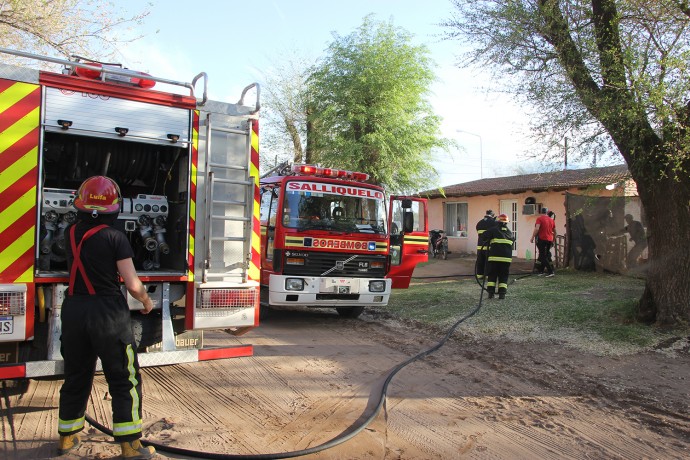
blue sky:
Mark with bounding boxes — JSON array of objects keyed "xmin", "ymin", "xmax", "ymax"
[{"xmin": 114, "ymin": 0, "xmax": 536, "ymax": 186}]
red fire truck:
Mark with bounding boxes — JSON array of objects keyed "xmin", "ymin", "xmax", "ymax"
[
  {"xmin": 0, "ymin": 48, "xmax": 261, "ymax": 380},
  {"xmin": 259, "ymin": 163, "xmax": 428, "ymax": 318}
]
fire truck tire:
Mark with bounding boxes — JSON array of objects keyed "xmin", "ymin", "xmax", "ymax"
[
  {"xmin": 259, "ymin": 305, "xmax": 272, "ymax": 320},
  {"xmin": 336, "ymin": 306, "xmax": 364, "ymax": 318}
]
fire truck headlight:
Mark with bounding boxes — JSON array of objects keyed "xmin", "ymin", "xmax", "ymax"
[
  {"xmin": 285, "ymin": 278, "xmax": 305, "ymax": 291},
  {"xmin": 369, "ymin": 280, "xmax": 386, "ymax": 292}
]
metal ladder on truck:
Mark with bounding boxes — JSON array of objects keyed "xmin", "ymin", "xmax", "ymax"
[{"xmin": 202, "ymin": 113, "xmax": 255, "ymax": 284}]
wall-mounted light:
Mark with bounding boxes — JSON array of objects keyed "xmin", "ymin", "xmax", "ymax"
[
  {"xmin": 115, "ymin": 127, "xmax": 129, "ymax": 137},
  {"xmin": 57, "ymin": 119, "xmax": 72, "ymax": 130}
]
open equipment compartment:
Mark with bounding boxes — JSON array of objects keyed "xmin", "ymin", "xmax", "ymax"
[{"xmin": 37, "ymin": 100, "xmax": 192, "ymax": 278}]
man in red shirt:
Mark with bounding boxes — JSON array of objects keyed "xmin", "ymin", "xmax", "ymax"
[{"xmin": 530, "ymin": 207, "xmax": 556, "ymax": 277}]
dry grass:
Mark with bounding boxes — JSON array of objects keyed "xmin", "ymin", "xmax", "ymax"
[{"xmin": 383, "ymin": 269, "xmax": 689, "ymax": 356}]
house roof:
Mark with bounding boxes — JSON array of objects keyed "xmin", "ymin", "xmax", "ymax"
[{"xmin": 419, "ymin": 164, "xmax": 631, "ymax": 198}]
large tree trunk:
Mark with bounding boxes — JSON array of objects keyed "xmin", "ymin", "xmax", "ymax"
[
  {"xmin": 522, "ymin": 1, "xmax": 689, "ymax": 325},
  {"xmin": 636, "ymin": 174, "xmax": 690, "ymax": 325}
]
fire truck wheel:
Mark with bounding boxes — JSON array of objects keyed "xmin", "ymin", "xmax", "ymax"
[
  {"xmin": 336, "ymin": 306, "xmax": 364, "ymax": 318},
  {"xmin": 259, "ymin": 305, "xmax": 272, "ymax": 320}
]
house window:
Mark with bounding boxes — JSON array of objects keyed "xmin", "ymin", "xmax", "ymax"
[{"xmin": 445, "ymin": 202, "xmax": 468, "ymax": 237}]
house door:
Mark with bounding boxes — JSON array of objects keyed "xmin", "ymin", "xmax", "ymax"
[{"xmin": 500, "ymin": 200, "xmax": 518, "ymax": 256}]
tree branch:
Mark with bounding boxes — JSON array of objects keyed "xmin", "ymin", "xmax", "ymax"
[
  {"xmin": 676, "ymin": 1, "xmax": 690, "ymax": 19},
  {"xmin": 537, "ymin": 1, "xmax": 602, "ymax": 115},
  {"xmin": 537, "ymin": 0, "xmax": 661, "ymax": 169},
  {"xmin": 591, "ymin": 0, "xmax": 627, "ymax": 89}
]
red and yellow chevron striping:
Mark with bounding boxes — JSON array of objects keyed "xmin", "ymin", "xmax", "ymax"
[
  {"xmin": 249, "ymin": 119, "xmax": 261, "ymax": 283},
  {"xmin": 0, "ymin": 79, "xmax": 40, "ymax": 284},
  {"xmin": 188, "ymin": 110, "xmax": 199, "ymax": 282}
]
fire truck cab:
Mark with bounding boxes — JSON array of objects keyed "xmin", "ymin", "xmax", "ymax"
[{"xmin": 259, "ymin": 163, "xmax": 428, "ymax": 318}]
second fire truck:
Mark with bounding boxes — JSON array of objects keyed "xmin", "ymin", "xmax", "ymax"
[{"xmin": 259, "ymin": 163, "xmax": 429, "ymax": 318}]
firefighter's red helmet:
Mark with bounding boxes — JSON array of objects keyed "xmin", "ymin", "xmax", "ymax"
[
  {"xmin": 73, "ymin": 176, "xmax": 122, "ymax": 214},
  {"xmin": 497, "ymin": 213, "xmax": 509, "ymax": 223}
]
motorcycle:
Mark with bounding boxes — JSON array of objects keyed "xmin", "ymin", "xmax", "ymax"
[{"xmin": 428, "ymin": 229, "xmax": 449, "ymax": 260}]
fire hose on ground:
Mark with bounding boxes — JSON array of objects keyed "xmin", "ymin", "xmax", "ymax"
[{"xmin": 83, "ymin": 257, "xmax": 535, "ymax": 459}]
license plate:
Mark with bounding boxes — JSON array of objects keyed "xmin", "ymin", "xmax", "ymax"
[{"xmin": 0, "ymin": 316, "xmax": 13, "ymax": 334}]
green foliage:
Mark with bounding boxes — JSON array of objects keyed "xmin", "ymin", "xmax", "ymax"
[
  {"xmin": 441, "ymin": 0, "xmax": 690, "ymax": 326},
  {"xmin": 442, "ymin": 1, "xmax": 690, "ymax": 175},
  {"xmin": 307, "ymin": 16, "xmax": 450, "ymax": 193},
  {"xmin": 386, "ymin": 270, "xmax": 689, "ymax": 355}
]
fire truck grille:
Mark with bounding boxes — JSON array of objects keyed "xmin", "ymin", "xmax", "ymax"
[
  {"xmin": 198, "ymin": 288, "xmax": 258, "ymax": 311},
  {"xmin": 282, "ymin": 252, "xmax": 387, "ymax": 278},
  {"xmin": 0, "ymin": 290, "xmax": 26, "ymax": 315}
]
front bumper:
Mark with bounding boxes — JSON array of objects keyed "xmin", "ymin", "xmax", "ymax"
[{"xmin": 268, "ymin": 275, "xmax": 391, "ymax": 307}]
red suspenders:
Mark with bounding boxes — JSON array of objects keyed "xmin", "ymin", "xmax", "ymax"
[{"xmin": 68, "ymin": 224, "xmax": 108, "ymax": 295}]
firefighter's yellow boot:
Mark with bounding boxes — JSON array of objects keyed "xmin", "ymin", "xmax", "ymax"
[
  {"xmin": 120, "ymin": 439, "xmax": 156, "ymax": 459},
  {"xmin": 57, "ymin": 433, "xmax": 81, "ymax": 455}
]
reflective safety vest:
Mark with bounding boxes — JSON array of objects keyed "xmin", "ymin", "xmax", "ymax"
[
  {"xmin": 484, "ymin": 224, "xmax": 514, "ymax": 263},
  {"xmin": 476, "ymin": 217, "xmax": 497, "ymax": 251}
]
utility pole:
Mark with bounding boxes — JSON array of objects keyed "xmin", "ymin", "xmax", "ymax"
[{"xmin": 564, "ymin": 137, "xmax": 568, "ymax": 170}]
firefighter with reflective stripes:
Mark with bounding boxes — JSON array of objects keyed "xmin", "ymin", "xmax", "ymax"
[
  {"xmin": 57, "ymin": 176, "xmax": 156, "ymax": 459},
  {"xmin": 475, "ymin": 210, "xmax": 497, "ymax": 280},
  {"xmin": 481, "ymin": 213, "xmax": 515, "ymax": 299}
]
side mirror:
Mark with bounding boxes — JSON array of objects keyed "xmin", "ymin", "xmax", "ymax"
[{"xmin": 403, "ymin": 211, "xmax": 414, "ymax": 233}]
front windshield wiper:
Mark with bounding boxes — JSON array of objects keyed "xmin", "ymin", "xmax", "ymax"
[
  {"xmin": 330, "ymin": 220, "xmax": 359, "ymax": 232},
  {"xmin": 297, "ymin": 219, "xmax": 362, "ymax": 233},
  {"xmin": 297, "ymin": 219, "xmax": 330, "ymax": 231}
]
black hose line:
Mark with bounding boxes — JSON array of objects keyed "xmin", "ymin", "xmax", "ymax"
[
  {"xmin": 85, "ymin": 295, "xmax": 484, "ymax": 459},
  {"xmin": 84, "ymin": 254, "xmax": 525, "ymax": 459},
  {"xmin": 474, "ymin": 251, "xmax": 487, "ymax": 291}
]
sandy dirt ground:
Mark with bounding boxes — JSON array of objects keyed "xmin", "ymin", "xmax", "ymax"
[{"xmin": 2, "ymin": 259, "xmax": 689, "ymax": 459}]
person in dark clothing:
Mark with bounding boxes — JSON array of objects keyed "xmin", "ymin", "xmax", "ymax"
[
  {"xmin": 481, "ymin": 214, "xmax": 515, "ymax": 299},
  {"xmin": 57, "ymin": 176, "xmax": 156, "ymax": 459},
  {"xmin": 531, "ymin": 207, "xmax": 556, "ymax": 277},
  {"xmin": 623, "ymin": 214, "xmax": 647, "ymax": 268},
  {"xmin": 571, "ymin": 214, "xmax": 597, "ymax": 271},
  {"xmin": 475, "ymin": 210, "xmax": 497, "ymax": 281}
]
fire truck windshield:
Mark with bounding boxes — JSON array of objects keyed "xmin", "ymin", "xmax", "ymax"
[{"xmin": 282, "ymin": 180, "xmax": 387, "ymax": 234}]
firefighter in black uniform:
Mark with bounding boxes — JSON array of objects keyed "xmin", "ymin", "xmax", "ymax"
[
  {"xmin": 475, "ymin": 210, "xmax": 497, "ymax": 281},
  {"xmin": 57, "ymin": 176, "xmax": 156, "ymax": 459},
  {"xmin": 481, "ymin": 213, "xmax": 515, "ymax": 299}
]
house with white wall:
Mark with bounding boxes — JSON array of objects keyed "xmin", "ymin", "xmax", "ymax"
[{"xmin": 418, "ymin": 165, "xmax": 642, "ymax": 269}]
